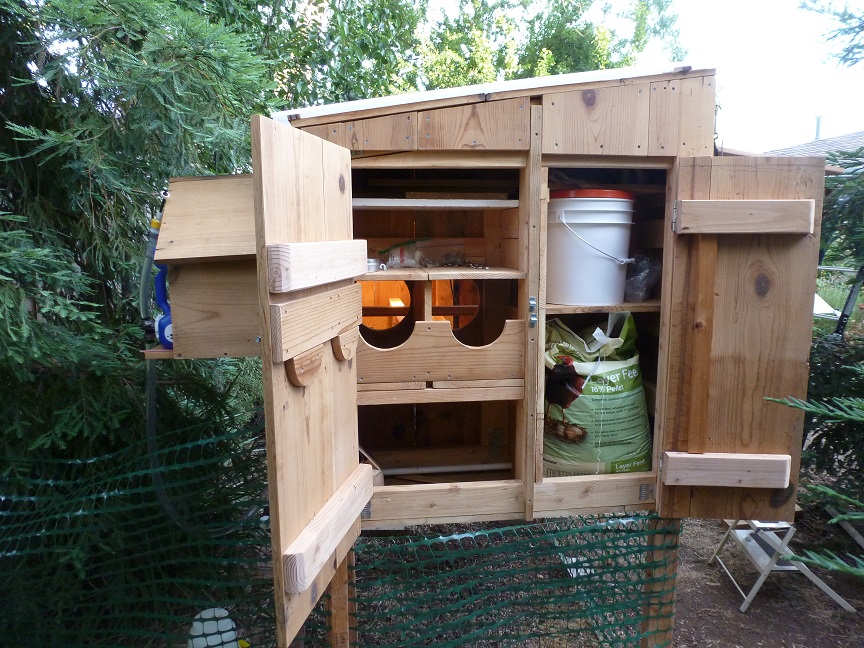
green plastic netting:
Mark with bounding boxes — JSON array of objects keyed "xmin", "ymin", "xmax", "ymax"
[{"xmin": 2, "ymin": 426, "xmax": 678, "ymax": 647}]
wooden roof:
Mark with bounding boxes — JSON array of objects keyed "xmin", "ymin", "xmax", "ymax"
[{"xmin": 276, "ymin": 63, "xmax": 714, "ymax": 127}]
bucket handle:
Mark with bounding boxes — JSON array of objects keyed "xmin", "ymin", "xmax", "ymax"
[{"xmin": 556, "ymin": 215, "xmax": 634, "ymax": 265}]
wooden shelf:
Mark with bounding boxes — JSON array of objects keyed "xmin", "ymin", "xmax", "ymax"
[
  {"xmin": 353, "ymin": 198, "xmax": 518, "ymax": 210},
  {"xmin": 545, "ymin": 299, "xmax": 661, "ymax": 314},
  {"xmin": 362, "ymin": 266, "xmax": 524, "ymax": 281},
  {"xmin": 142, "ymin": 345, "xmax": 176, "ymax": 360}
]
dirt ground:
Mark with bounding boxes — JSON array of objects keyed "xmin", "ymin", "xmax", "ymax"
[{"xmin": 674, "ymin": 511, "xmax": 864, "ymax": 647}]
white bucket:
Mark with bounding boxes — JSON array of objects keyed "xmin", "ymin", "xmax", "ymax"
[{"xmin": 546, "ymin": 189, "xmax": 634, "ymax": 306}]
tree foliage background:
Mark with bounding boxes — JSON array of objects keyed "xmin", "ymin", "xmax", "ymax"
[{"xmin": 0, "ymin": 0, "xmax": 683, "ymax": 643}]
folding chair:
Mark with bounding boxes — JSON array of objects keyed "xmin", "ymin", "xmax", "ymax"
[{"xmin": 709, "ymin": 519, "xmax": 855, "ymax": 612}]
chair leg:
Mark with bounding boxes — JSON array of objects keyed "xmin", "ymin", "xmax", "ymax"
[
  {"xmin": 790, "ymin": 559, "xmax": 856, "ymax": 612},
  {"xmin": 709, "ymin": 520, "xmax": 738, "ymax": 565}
]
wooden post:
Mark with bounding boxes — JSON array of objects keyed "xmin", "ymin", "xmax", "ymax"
[
  {"xmin": 327, "ymin": 550, "xmax": 356, "ymax": 648},
  {"xmin": 640, "ymin": 517, "xmax": 681, "ymax": 647}
]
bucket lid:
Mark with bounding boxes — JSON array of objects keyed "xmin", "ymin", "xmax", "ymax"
[{"xmin": 550, "ymin": 189, "xmax": 635, "ymax": 201}]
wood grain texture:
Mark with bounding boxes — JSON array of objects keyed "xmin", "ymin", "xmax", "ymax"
[
  {"xmin": 326, "ymin": 550, "xmax": 356, "ymax": 648},
  {"xmin": 353, "ymin": 197, "xmax": 519, "ymax": 210},
  {"xmin": 658, "ymin": 156, "xmax": 825, "ymax": 522},
  {"xmin": 356, "ymin": 319, "xmax": 525, "ymax": 383},
  {"xmin": 432, "ymin": 379, "xmax": 524, "ymax": 388},
  {"xmin": 676, "ymin": 199, "xmax": 815, "ymax": 234},
  {"xmin": 267, "ymin": 240, "xmax": 367, "ymax": 293},
  {"xmin": 270, "ymin": 283, "xmax": 362, "ymax": 363},
  {"xmin": 541, "ymin": 84, "xmax": 650, "ymax": 155},
  {"xmin": 331, "ymin": 328, "xmax": 359, "ymax": 361},
  {"xmin": 286, "ymin": 345, "xmax": 325, "ymax": 387},
  {"xmin": 303, "ymin": 112, "xmax": 416, "ymax": 151},
  {"xmin": 252, "ymin": 116, "xmax": 361, "ymax": 646},
  {"xmin": 533, "ymin": 473, "xmax": 656, "ymax": 517},
  {"xmin": 418, "ymin": 97, "xmax": 531, "ymax": 150},
  {"xmin": 661, "ymin": 451, "xmax": 791, "ymax": 488},
  {"xmin": 648, "ymin": 76, "xmax": 715, "ymax": 157},
  {"xmin": 351, "ymin": 150, "xmax": 527, "ymax": 169},
  {"xmin": 282, "ymin": 464, "xmax": 373, "ymax": 594},
  {"xmin": 365, "ymin": 480, "xmax": 525, "ymax": 523},
  {"xmin": 156, "ymin": 175, "xmax": 254, "ymax": 263},
  {"xmin": 356, "ymin": 385, "xmax": 525, "ymax": 406},
  {"xmin": 170, "ymin": 261, "xmax": 260, "ymax": 358},
  {"xmin": 519, "ymin": 104, "xmax": 543, "ymax": 518}
]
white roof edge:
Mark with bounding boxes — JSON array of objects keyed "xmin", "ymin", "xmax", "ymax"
[{"xmin": 272, "ymin": 61, "xmax": 714, "ymax": 124}]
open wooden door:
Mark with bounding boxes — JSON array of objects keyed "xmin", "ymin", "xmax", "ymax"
[
  {"xmin": 658, "ymin": 156, "xmax": 825, "ymax": 522},
  {"xmin": 251, "ymin": 115, "xmax": 372, "ymax": 646}
]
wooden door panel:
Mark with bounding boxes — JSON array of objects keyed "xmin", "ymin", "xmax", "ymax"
[
  {"xmin": 252, "ymin": 115, "xmax": 370, "ymax": 646},
  {"xmin": 658, "ymin": 156, "xmax": 824, "ymax": 521}
]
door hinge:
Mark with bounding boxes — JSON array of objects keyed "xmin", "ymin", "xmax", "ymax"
[
  {"xmin": 639, "ymin": 483, "xmax": 655, "ymax": 502},
  {"xmin": 671, "ymin": 202, "xmax": 677, "ymax": 232}
]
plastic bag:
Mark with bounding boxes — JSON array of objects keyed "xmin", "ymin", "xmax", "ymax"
[
  {"xmin": 624, "ymin": 254, "xmax": 662, "ymax": 302},
  {"xmin": 543, "ymin": 314, "xmax": 652, "ymax": 476}
]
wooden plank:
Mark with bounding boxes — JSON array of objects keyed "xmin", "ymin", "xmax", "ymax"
[
  {"xmin": 545, "ymin": 299, "xmax": 661, "ymax": 315},
  {"xmin": 536, "ymin": 168, "xmax": 549, "ymax": 486},
  {"xmin": 676, "ymin": 199, "xmax": 815, "ymax": 234},
  {"xmin": 252, "ymin": 116, "xmax": 361, "ymax": 645},
  {"xmin": 267, "ymin": 240, "xmax": 367, "ymax": 293},
  {"xmin": 156, "ymin": 175, "xmax": 254, "ymax": 263},
  {"xmin": 432, "ymin": 379, "xmax": 524, "ymax": 388},
  {"xmin": 519, "ymin": 104, "xmax": 543, "ymax": 520},
  {"xmin": 352, "ymin": 198, "xmax": 519, "ymax": 210},
  {"xmin": 283, "ymin": 65, "xmax": 714, "ymax": 126},
  {"xmin": 418, "ymin": 97, "xmax": 531, "ymax": 150},
  {"xmin": 141, "ymin": 346, "xmax": 175, "ymax": 360},
  {"xmin": 648, "ymin": 76, "xmax": 715, "ymax": 157},
  {"xmin": 326, "ymin": 550, "xmax": 356, "ymax": 648},
  {"xmin": 303, "ymin": 112, "xmax": 416, "ymax": 151},
  {"xmin": 351, "ymin": 150, "xmax": 526, "ymax": 169},
  {"xmin": 655, "ymin": 156, "xmax": 711, "ymax": 518},
  {"xmin": 357, "ymin": 385, "xmax": 524, "ymax": 406},
  {"xmin": 364, "ymin": 480, "xmax": 524, "ymax": 523},
  {"xmin": 661, "ymin": 451, "xmax": 791, "ymax": 489},
  {"xmin": 541, "ymin": 84, "xmax": 650, "ymax": 155},
  {"xmin": 686, "ymin": 234, "xmax": 717, "ymax": 455},
  {"xmin": 544, "ymin": 154, "xmax": 672, "ymax": 169},
  {"xmin": 369, "ymin": 445, "xmax": 509, "ymax": 469},
  {"xmin": 284, "ymin": 518, "xmax": 359, "ymax": 642},
  {"xmin": 271, "ymin": 284, "xmax": 362, "ymax": 363},
  {"xmin": 357, "ymin": 319, "xmax": 525, "ymax": 383},
  {"xmin": 676, "ymin": 76, "xmax": 715, "ymax": 157},
  {"xmin": 640, "ymin": 518, "xmax": 680, "ymax": 648},
  {"xmin": 170, "ymin": 261, "xmax": 260, "ymax": 358},
  {"xmin": 357, "ymin": 381, "xmax": 424, "ymax": 392},
  {"xmin": 283, "ymin": 464, "xmax": 373, "ymax": 594},
  {"xmin": 533, "ymin": 473, "xmax": 656, "ymax": 517}
]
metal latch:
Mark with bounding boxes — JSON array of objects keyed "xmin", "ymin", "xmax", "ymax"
[
  {"xmin": 528, "ymin": 296, "xmax": 537, "ymax": 312},
  {"xmin": 529, "ymin": 313, "xmax": 538, "ymax": 328}
]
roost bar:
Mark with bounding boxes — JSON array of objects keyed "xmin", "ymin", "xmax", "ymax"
[{"xmin": 151, "ymin": 64, "xmax": 825, "ymax": 646}]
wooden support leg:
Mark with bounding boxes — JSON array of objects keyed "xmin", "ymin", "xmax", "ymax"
[
  {"xmin": 640, "ymin": 518, "xmax": 681, "ymax": 647},
  {"xmin": 327, "ymin": 549, "xmax": 356, "ymax": 648}
]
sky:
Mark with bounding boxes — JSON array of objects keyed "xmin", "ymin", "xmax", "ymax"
[{"xmin": 634, "ymin": 0, "xmax": 864, "ymax": 152}]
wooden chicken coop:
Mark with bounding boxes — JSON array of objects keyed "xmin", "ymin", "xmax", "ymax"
[{"xmin": 150, "ymin": 64, "xmax": 825, "ymax": 645}]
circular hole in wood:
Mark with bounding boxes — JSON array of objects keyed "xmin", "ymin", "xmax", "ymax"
[
  {"xmin": 359, "ymin": 280, "xmax": 415, "ymax": 349},
  {"xmin": 432, "ymin": 279, "xmax": 479, "ymax": 332}
]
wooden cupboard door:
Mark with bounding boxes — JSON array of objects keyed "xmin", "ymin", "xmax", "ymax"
[
  {"xmin": 251, "ymin": 116, "xmax": 371, "ymax": 646},
  {"xmin": 657, "ymin": 156, "xmax": 825, "ymax": 521}
]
